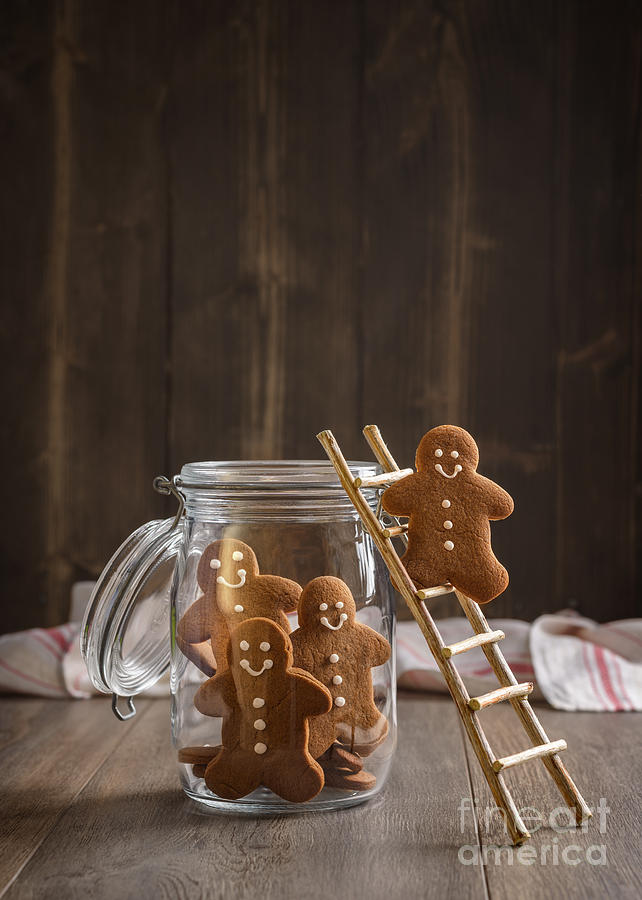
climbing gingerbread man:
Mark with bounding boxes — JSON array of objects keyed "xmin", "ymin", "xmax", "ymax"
[
  {"xmin": 194, "ymin": 617, "xmax": 332, "ymax": 802},
  {"xmin": 290, "ymin": 576, "xmax": 391, "ymax": 759},
  {"xmin": 382, "ymin": 425, "xmax": 514, "ymax": 603},
  {"xmin": 175, "ymin": 539, "xmax": 301, "ymax": 676}
]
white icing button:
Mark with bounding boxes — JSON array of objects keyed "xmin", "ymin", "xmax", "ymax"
[
  {"xmin": 319, "ymin": 603, "xmax": 328, "ymax": 611},
  {"xmin": 234, "ymin": 604, "xmax": 244, "ymax": 613},
  {"xmin": 254, "ymin": 742, "xmax": 267, "ymax": 755},
  {"xmin": 259, "ymin": 641, "xmax": 270, "ymax": 652},
  {"xmin": 209, "ymin": 558, "xmax": 221, "ymax": 569},
  {"xmin": 240, "ymin": 640, "xmax": 249, "ymax": 651},
  {"xmin": 444, "ymin": 540, "xmax": 454, "ymax": 551},
  {"xmin": 232, "ymin": 550, "xmax": 243, "ymax": 561},
  {"xmin": 264, "ymin": 659, "xmax": 273, "ymax": 669},
  {"xmin": 443, "ymin": 520, "xmax": 453, "ymax": 529},
  {"xmin": 336, "ymin": 601, "xmax": 344, "ymax": 609},
  {"xmin": 253, "ymin": 697, "xmax": 265, "ymax": 708},
  {"xmin": 451, "ymin": 450, "xmax": 459, "ymax": 458},
  {"xmin": 254, "ymin": 719, "xmax": 266, "ymax": 730},
  {"xmin": 434, "ymin": 448, "xmax": 443, "ymax": 457},
  {"xmin": 442, "ymin": 499, "xmax": 451, "ymax": 508},
  {"xmin": 334, "ymin": 696, "xmax": 346, "ymax": 707},
  {"xmin": 329, "ymin": 653, "xmax": 339, "ymax": 663},
  {"xmin": 332, "ymin": 675, "xmax": 343, "ymax": 685}
]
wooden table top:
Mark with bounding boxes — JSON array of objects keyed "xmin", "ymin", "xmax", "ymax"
[{"xmin": 0, "ymin": 693, "xmax": 639, "ymax": 899}]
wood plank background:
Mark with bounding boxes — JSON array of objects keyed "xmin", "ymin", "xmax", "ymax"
[{"xmin": 1, "ymin": 0, "xmax": 640, "ymax": 633}]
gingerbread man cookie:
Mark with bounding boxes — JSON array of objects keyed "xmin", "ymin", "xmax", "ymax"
[
  {"xmin": 382, "ymin": 425, "xmax": 514, "ymax": 603},
  {"xmin": 290, "ymin": 577, "xmax": 391, "ymax": 759},
  {"xmin": 194, "ymin": 618, "xmax": 332, "ymax": 802},
  {"xmin": 176, "ymin": 539, "xmax": 301, "ymax": 676}
]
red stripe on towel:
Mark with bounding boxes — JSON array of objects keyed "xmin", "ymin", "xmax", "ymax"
[
  {"xmin": 593, "ymin": 645, "xmax": 622, "ymax": 710},
  {"xmin": 0, "ymin": 657, "xmax": 65, "ymax": 694}
]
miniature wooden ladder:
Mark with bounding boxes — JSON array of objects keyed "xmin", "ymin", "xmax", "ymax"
[{"xmin": 318, "ymin": 425, "xmax": 592, "ymax": 846}]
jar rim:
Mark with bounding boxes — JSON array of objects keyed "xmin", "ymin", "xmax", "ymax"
[{"xmin": 177, "ymin": 459, "xmax": 380, "ymax": 491}]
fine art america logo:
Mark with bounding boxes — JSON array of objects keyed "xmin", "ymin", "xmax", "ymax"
[{"xmin": 457, "ymin": 797, "xmax": 609, "ymax": 866}]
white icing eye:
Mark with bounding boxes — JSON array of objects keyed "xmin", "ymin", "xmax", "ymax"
[
  {"xmin": 240, "ymin": 640, "xmax": 249, "ymax": 651},
  {"xmin": 232, "ymin": 550, "xmax": 243, "ymax": 561},
  {"xmin": 319, "ymin": 603, "xmax": 328, "ymax": 611},
  {"xmin": 259, "ymin": 641, "xmax": 270, "ymax": 652},
  {"xmin": 263, "ymin": 659, "xmax": 274, "ymax": 669},
  {"xmin": 237, "ymin": 568, "xmax": 247, "ymax": 577},
  {"xmin": 451, "ymin": 450, "xmax": 459, "ymax": 459},
  {"xmin": 336, "ymin": 601, "xmax": 344, "ymax": 609},
  {"xmin": 434, "ymin": 449, "xmax": 443, "ymax": 457},
  {"xmin": 209, "ymin": 558, "xmax": 221, "ymax": 569}
]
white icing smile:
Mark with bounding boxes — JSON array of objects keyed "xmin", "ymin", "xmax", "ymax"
[
  {"xmin": 435, "ymin": 463, "xmax": 462, "ymax": 480},
  {"xmin": 320, "ymin": 614, "xmax": 348, "ymax": 631},
  {"xmin": 240, "ymin": 658, "xmax": 273, "ymax": 677},
  {"xmin": 217, "ymin": 568, "xmax": 247, "ymax": 589}
]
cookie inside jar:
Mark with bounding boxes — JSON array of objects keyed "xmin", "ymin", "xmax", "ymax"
[{"xmin": 170, "ymin": 461, "xmax": 395, "ymax": 813}]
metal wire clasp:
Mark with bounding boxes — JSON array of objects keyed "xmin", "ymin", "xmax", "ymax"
[{"xmin": 153, "ymin": 474, "xmax": 186, "ymax": 530}]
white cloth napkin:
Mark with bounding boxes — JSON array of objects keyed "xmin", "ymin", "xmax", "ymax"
[{"xmin": 1, "ymin": 584, "xmax": 641, "ymax": 711}]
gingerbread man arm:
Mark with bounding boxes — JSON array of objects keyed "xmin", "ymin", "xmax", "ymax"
[
  {"xmin": 381, "ymin": 473, "xmax": 419, "ymax": 517},
  {"xmin": 255, "ymin": 575, "xmax": 302, "ymax": 614},
  {"xmin": 176, "ymin": 595, "xmax": 211, "ymax": 643},
  {"xmin": 362, "ymin": 626, "xmax": 392, "ymax": 668},
  {"xmin": 475, "ymin": 475, "xmax": 514, "ymax": 520},
  {"xmin": 194, "ymin": 670, "xmax": 235, "ymax": 718},
  {"xmin": 291, "ymin": 668, "xmax": 333, "ymax": 718},
  {"xmin": 175, "ymin": 596, "xmax": 217, "ymax": 676}
]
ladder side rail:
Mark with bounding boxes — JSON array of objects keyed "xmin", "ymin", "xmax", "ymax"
[
  {"xmin": 317, "ymin": 430, "xmax": 530, "ymax": 845},
  {"xmin": 457, "ymin": 592, "xmax": 592, "ymax": 823}
]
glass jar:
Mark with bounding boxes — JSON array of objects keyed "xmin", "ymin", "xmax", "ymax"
[{"xmin": 82, "ymin": 460, "xmax": 396, "ymax": 813}]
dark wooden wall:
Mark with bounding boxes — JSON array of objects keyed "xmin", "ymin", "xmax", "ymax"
[{"xmin": 1, "ymin": 0, "xmax": 640, "ymax": 633}]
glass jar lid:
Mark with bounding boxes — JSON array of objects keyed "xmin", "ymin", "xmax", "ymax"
[{"xmin": 81, "ymin": 517, "xmax": 183, "ymax": 716}]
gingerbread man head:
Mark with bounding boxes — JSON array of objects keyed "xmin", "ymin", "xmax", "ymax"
[
  {"xmin": 197, "ymin": 539, "xmax": 259, "ymax": 595},
  {"xmin": 297, "ymin": 576, "xmax": 356, "ymax": 632},
  {"xmin": 415, "ymin": 425, "xmax": 479, "ymax": 479},
  {"xmin": 226, "ymin": 617, "xmax": 291, "ymax": 686}
]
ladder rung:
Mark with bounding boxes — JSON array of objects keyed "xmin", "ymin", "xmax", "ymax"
[
  {"xmin": 354, "ymin": 468, "xmax": 413, "ymax": 488},
  {"xmin": 468, "ymin": 682, "xmax": 533, "ymax": 711},
  {"xmin": 415, "ymin": 584, "xmax": 455, "ymax": 601},
  {"xmin": 442, "ymin": 630, "xmax": 505, "ymax": 659},
  {"xmin": 381, "ymin": 523, "xmax": 408, "ymax": 538},
  {"xmin": 493, "ymin": 740, "xmax": 567, "ymax": 773}
]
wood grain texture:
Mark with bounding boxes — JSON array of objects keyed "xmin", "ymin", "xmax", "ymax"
[
  {"xmin": 58, "ymin": 1, "xmax": 169, "ymax": 615},
  {"xmin": 2, "ymin": 695, "xmax": 486, "ymax": 900},
  {"xmin": 0, "ymin": 0, "xmax": 56, "ymax": 634},
  {"xmin": 169, "ymin": 0, "xmax": 362, "ymax": 467},
  {"xmin": 553, "ymin": 1, "xmax": 642, "ymax": 621},
  {"xmin": 462, "ymin": 702, "xmax": 642, "ymax": 898},
  {"xmin": 1, "ymin": 0, "xmax": 640, "ymax": 631},
  {"xmin": 0, "ymin": 697, "xmax": 151, "ymax": 895}
]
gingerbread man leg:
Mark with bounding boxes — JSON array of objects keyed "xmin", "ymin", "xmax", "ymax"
[
  {"xmin": 307, "ymin": 714, "xmax": 339, "ymax": 760},
  {"xmin": 454, "ymin": 556, "xmax": 509, "ymax": 604},
  {"xmin": 204, "ymin": 748, "xmax": 262, "ymax": 800},
  {"xmin": 402, "ymin": 552, "xmax": 447, "ymax": 592},
  {"xmin": 261, "ymin": 751, "xmax": 325, "ymax": 803}
]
